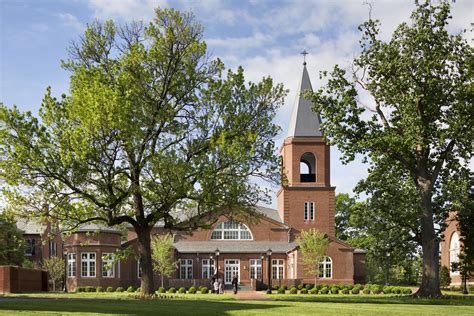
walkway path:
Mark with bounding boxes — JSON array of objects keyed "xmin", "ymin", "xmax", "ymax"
[{"xmin": 233, "ymin": 291, "xmax": 271, "ymax": 301}]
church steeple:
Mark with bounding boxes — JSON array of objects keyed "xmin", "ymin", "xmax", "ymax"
[{"xmin": 287, "ymin": 55, "xmax": 322, "ymax": 137}]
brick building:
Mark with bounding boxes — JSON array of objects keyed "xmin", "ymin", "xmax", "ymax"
[{"xmin": 19, "ymin": 61, "xmax": 366, "ymax": 291}]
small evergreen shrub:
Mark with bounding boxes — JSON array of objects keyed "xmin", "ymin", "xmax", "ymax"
[
  {"xmin": 372, "ymin": 286, "xmax": 382, "ymax": 294},
  {"xmin": 96, "ymin": 286, "xmax": 104, "ymax": 293},
  {"xmin": 178, "ymin": 287, "xmax": 186, "ymax": 293},
  {"xmin": 86, "ymin": 286, "xmax": 95, "ymax": 293},
  {"xmin": 305, "ymin": 284, "xmax": 313, "ymax": 290},
  {"xmin": 115, "ymin": 287, "xmax": 124, "ymax": 292},
  {"xmin": 277, "ymin": 287, "xmax": 285, "ymax": 294},
  {"xmin": 340, "ymin": 288, "xmax": 350, "ymax": 294},
  {"xmin": 330, "ymin": 286, "xmax": 339, "ymax": 294},
  {"xmin": 309, "ymin": 287, "xmax": 318, "ymax": 294},
  {"xmin": 351, "ymin": 288, "xmax": 360, "ymax": 294},
  {"xmin": 300, "ymin": 288, "xmax": 308, "ymax": 294},
  {"xmin": 76, "ymin": 287, "xmax": 85, "ymax": 293},
  {"xmin": 383, "ymin": 286, "xmax": 392, "ymax": 294},
  {"xmin": 289, "ymin": 287, "xmax": 297, "ymax": 294},
  {"xmin": 392, "ymin": 287, "xmax": 401, "ymax": 294},
  {"xmin": 200, "ymin": 286, "xmax": 209, "ymax": 294},
  {"xmin": 106, "ymin": 286, "xmax": 114, "ymax": 293},
  {"xmin": 168, "ymin": 287, "xmax": 176, "ymax": 293},
  {"xmin": 157, "ymin": 287, "xmax": 166, "ymax": 294},
  {"xmin": 346, "ymin": 284, "xmax": 354, "ymax": 290},
  {"xmin": 135, "ymin": 287, "xmax": 141, "ymax": 293},
  {"xmin": 282, "ymin": 285, "xmax": 288, "ymax": 291},
  {"xmin": 362, "ymin": 288, "xmax": 371, "ymax": 294},
  {"xmin": 402, "ymin": 288, "xmax": 412, "ymax": 295},
  {"xmin": 297, "ymin": 284, "xmax": 304, "ymax": 290},
  {"xmin": 188, "ymin": 286, "xmax": 197, "ymax": 294},
  {"xmin": 319, "ymin": 287, "xmax": 329, "ymax": 294},
  {"xmin": 354, "ymin": 283, "xmax": 363, "ymax": 290},
  {"xmin": 126, "ymin": 286, "xmax": 135, "ymax": 293},
  {"xmin": 315, "ymin": 284, "xmax": 323, "ymax": 291}
]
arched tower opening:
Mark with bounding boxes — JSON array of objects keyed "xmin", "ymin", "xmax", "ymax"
[{"xmin": 300, "ymin": 152, "xmax": 316, "ymax": 182}]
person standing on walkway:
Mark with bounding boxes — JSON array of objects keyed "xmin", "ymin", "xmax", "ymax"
[
  {"xmin": 211, "ymin": 276, "xmax": 216, "ymax": 294},
  {"xmin": 213, "ymin": 278, "xmax": 219, "ymax": 294},
  {"xmin": 232, "ymin": 274, "xmax": 238, "ymax": 294}
]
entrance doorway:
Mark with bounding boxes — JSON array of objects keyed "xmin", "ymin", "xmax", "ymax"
[{"xmin": 224, "ymin": 259, "xmax": 240, "ymax": 285}]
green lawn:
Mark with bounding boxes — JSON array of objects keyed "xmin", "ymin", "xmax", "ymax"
[{"xmin": 0, "ymin": 292, "xmax": 473, "ymax": 316}]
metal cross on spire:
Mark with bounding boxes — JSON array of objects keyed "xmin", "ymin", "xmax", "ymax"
[{"xmin": 301, "ymin": 49, "xmax": 308, "ymax": 66}]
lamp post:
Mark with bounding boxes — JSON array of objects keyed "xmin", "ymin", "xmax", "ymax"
[
  {"xmin": 215, "ymin": 248, "xmax": 220, "ymax": 280},
  {"xmin": 63, "ymin": 249, "xmax": 68, "ymax": 293},
  {"xmin": 266, "ymin": 248, "xmax": 272, "ymax": 294}
]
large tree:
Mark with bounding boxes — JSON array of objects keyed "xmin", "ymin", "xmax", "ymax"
[
  {"xmin": 0, "ymin": 8, "xmax": 285, "ymax": 294},
  {"xmin": 307, "ymin": 2, "xmax": 473, "ymax": 297},
  {"xmin": 0, "ymin": 212, "xmax": 25, "ymax": 265}
]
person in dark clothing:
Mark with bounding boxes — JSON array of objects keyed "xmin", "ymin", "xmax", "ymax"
[
  {"xmin": 211, "ymin": 276, "xmax": 216, "ymax": 294},
  {"xmin": 232, "ymin": 274, "xmax": 238, "ymax": 294}
]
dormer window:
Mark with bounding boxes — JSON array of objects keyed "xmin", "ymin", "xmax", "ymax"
[
  {"xmin": 210, "ymin": 221, "xmax": 253, "ymax": 240},
  {"xmin": 304, "ymin": 201, "xmax": 315, "ymax": 221},
  {"xmin": 300, "ymin": 152, "xmax": 316, "ymax": 182}
]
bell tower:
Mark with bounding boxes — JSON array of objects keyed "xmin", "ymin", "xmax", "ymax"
[{"xmin": 277, "ymin": 57, "xmax": 335, "ymax": 237}]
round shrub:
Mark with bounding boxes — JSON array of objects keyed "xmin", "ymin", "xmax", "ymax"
[
  {"xmin": 300, "ymin": 288, "xmax": 308, "ymax": 294},
  {"xmin": 319, "ymin": 287, "xmax": 329, "ymax": 294},
  {"xmin": 277, "ymin": 287, "xmax": 286, "ymax": 294},
  {"xmin": 135, "ymin": 287, "xmax": 141, "ymax": 293},
  {"xmin": 115, "ymin": 287, "xmax": 124, "ymax": 293},
  {"xmin": 341, "ymin": 288, "xmax": 350, "ymax": 294},
  {"xmin": 330, "ymin": 286, "xmax": 339, "ymax": 294},
  {"xmin": 272, "ymin": 284, "xmax": 279, "ymax": 290},
  {"xmin": 168, "ymin": 287, "xmax": 176, "ymax": 294},
  {"xmin": 305, "ymin": 284, "xmax": 314, "ymax": 291},
  {"xmin": 106, "ymin": 286, "xmax": 114, "ymax": 293},
  {"xmin": 76, "ymin": 287, "xmax": 85, "ymax": 293},
  {"xmin": 351, "ymin": 288, "xmax": 360, "ymax": 295},
  {"xmin": 297, "ymin": 284, "xmax": 304, "ymax": 290},
  {"xmin": 362, "ymin": 288, "xmax": 371, "ymax": 294},
  {"xmin": 157, "ymin": 287, "xmax": 166, "ymax": 294},
  {"xmin": 354, "ymin": 283, "xmax": 363, "ymax": 290},
  {"xmin": 200, "ymin": 286, "xmax": 209, "ymax": 294},
  {"xmin": 86, "ymin": 286, "xmax": 95, "ymax": 293},
  {"xmin": 310, "ymin": 287, "xmax": 319, "ymax": 294},
  {"xmin": 289, "ymin": 287, "xmax": 297, "ymax": 294},
  {"xmin": 126, "ymin": 286, "xmax": 135, "ymax": 293},
  {"xmin": 392, "ymin": 287, "xmax": 401, "ymax": 294},
  {"xmin": 96, "ymin": 286, "xmax": 104, "ymax": 293},
  {"xmin": 316, "ymin": 284, "xmax": 324, "ymax": 291},
  {"xmin": 188, "ymin": 286, "xmax": 197, "ymax": 294},
  {"xmin": 346, "ymin": 284, "xmax": 354, "ymax": 291},
  {"xmin": 383, "ymin": 286, "xmax": 392, "ymax": 294},
  {"xmin": 178, "ymin": 287, "xmax": 186, "ymax": 294},
  {"xmin": 372, "ymin": 286, "xmax": 382, "ymax": 294},
  {"xmin": 282, "ymin": 285, "xmax": 288, "ymax": 291},
  {"xmin": 402, "ymin": 288, "xmax": 412, "ymax": 295}
]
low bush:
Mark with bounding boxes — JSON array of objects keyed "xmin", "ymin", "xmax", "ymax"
[
  {"xmin": 300, "ymin": 288, "xmax": 308, "ymax": 294},
  {"xmin": 157, "ymin": 287, "xmax": 166, "ymax": 294},
  {"xmin": 402, "ymin": 288, "xmax": 412, "ymax": 295},
  {"xmin": 106, "ymin": 286, "xmax": 114, "ymax": 293},
  {"xmin": 340, "ymin": 288, "xmax": 350, "ymax": 294},
  {"xmin": 115, "ymin": 287, "xmax": 124, "ymax": 292},
  {"xmin": 319, "ymin": 287, "xmax": 329, "ymax": 294},
  {"xmin": 178, "ymin": 287, "xmax": 186, "ymax": 294},
  {"xmin": 188, "ymin": 286, "xmax": 197, "ymax": 294},
  {"xmin": 289, "ymin": 287, "xmax": 297, "ymax": 294},
  {"xmin": 362, "ymin": 288, "xmax": 371, "ymax": 294},
  {"xmin": 200, "ymin": 286, "xmax": 209, "ymax": 294},
  {"xmin": 135, "ymin": 287, "xmax": 141, "ymax": 293},
  {"xmin": 86, "ymin": 286, "xmax": 95, "ymax": 293},
  {"xmin": 383, "ymin": 286, "xmax": 393, "ymax": 294},
  {"xmin": 96, "ymin": 286, "xmax": 104, "ymax": 293},
  {"xmin": 272, "ymin": 284, "xmax": 279, "ymax": 290},
  {"xmin": 315, "ymin": 284, "xmax": 323, "ymax": 291},
  {"xmin": 305, "ymin": 284, "xmax": 313, "ymax": 291},
  {"xmin": 346, "ymin": 284, "xmax": 354, "ymax": 290},
  {"xmin": 392, "ymin": 287, "xmax": 401, "ymax": 294},
  {"xmin": 168, "ymin": 287, "xmax": 176, "ymax": 293},
  {"xmin": 281, "ymin": 285, "xmax": 288, "ymax": 291},
  {"xmin": 351, "ymin": 288, "xmax": 360, "ymax": 295},
  {"xmin": 297, "ymin": 284, "xmax": 304, "ymax": 290},
  {"xmin": 371, "ymin": 284, "xmax": 382, "ymax": 294},
  {"xmin": 330, "ymin": 286, "xmax": 339, "ymax": 294},
  {"xmin": 309, "ymin": 287, "xmax": 318, "ymax": 294},
  {"xmin": 126, "ymin": 286, "xmax": 135, "ymax": 293},
  {"xmin": 76, "ymin": 287, "xmax": 85, "ymax": 293},
  {"xmin": 277, "ymin": 287, "xmax": 286, "ymax": 294},
  {"xmin": 354, "ymin": 283, "xmax": 363, "ymax": 290}
]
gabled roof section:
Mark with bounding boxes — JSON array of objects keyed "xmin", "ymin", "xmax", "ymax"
[
  {"xmin": 255, "ymin": 205, "xmax": 283, "ymax": 223},
  {"xmin": 287, "ymin": 63, "xmax": 323, "ymax": 137}
]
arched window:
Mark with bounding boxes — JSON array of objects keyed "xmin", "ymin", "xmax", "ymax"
[
  {"xmin": 318, "ymin": 256, "xmax": 332, "ymax": 278},
  {"xmin": 450, "ymin": 232, "xmax": 460, "ymax": 275},
  {"xmin": 300, "ymin": 152, "xmax": 316, "ymax": 182},
  {"xmin": 210, "ymin": 221, "xmax": 253, "ymax": 240}
]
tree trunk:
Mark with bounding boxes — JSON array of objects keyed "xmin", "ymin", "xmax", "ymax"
[
  {"xmin": 161, "ymin": 274, "xmax": 164, "ymax": 288},
  {"xmin": 415, "ymin": 188, "xmax": 442, "ymax": 298},
  {"xmin": 136, "ymin": 227, "xmax": 155, "ymax": 295}
]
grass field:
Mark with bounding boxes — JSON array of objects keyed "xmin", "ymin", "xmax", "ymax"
[{"xmin": 0, "ymin": 292, "xmax": 473, "ymax": 315}]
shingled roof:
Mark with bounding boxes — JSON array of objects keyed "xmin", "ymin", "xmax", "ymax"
[{"xmin": 174, "ymin": 241, "xmax": 297, "ymax": 253}]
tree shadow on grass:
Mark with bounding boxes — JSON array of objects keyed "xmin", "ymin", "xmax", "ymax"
[
  {"xmin": 270, "ymin": 295, "xmax": 474, "ymax": 306},
  {"xmin": 0, "ymin": 297, "xmax": 283, "ymax": 315}
]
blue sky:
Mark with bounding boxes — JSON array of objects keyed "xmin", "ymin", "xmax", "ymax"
[{"xmin": 1, "ymin": 0, "xmax": 472, "ymax": 207}]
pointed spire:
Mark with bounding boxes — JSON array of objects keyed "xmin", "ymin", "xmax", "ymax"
[{"xmin": 287, "ymin": 55, "xmax": 322, "ymax": 137}]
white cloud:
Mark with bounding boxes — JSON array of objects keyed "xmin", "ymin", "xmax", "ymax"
[
  {"xmin": 87, "ymin": 0, "xmax": 167, "ymax": 21},
  {"xmin": 206, "ymin": 32, "xmax": 273, "ymax": 51},
  {"xmin": 58, "ymin": 13, "xmax": 83, "ymax": 32}
]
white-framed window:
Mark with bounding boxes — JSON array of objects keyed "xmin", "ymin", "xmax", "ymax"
[
  {"xmin": 180, "ymin": 259, "xmax": 193, "ymax": 279},
  {"xmin": 202, "ymin": 259, "xmax": 215, "ymax": 279},
  {"xmin": 67, "ymin": 253, "xmax": 76, "ymax": 277},
  {"xmin": 304, "ymin": 202, "xmax": 315, "ymax": 221},
  {"xmin": 450, "ymin": 232, "xmax": 460, "ymax": 276},
  {"xmin": 210, "ymin": 221, "xmax": 253, "ymax": 240},
  {"xmin": 319, "ymin": 256, "xmax": 332, "ymax": 278},
  {"xmin": 49, "ymin": 241, "xmax": 57, "ymax": 257},
  {"xmin": 102, "ymin": 253, "xmax": 115, "ymax": 278},
  {"xmin": 25, "ymin": 239, "xmax": 36, "ymax": 256},
  {"xmin": 81, "ymin": 252, "xmax": 96, "ymax": 277},
  {"xmin": 250, "ymin": 259, "xmax": 262, "ymax": 279},
  {"xmin": 272, "ymin": 259, "xmax": 284, "ymax": 279}
]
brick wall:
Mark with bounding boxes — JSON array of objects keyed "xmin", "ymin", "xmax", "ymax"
[{"xmin": 0, "ymin": 266, "xmax": 48, "ymax": 293}]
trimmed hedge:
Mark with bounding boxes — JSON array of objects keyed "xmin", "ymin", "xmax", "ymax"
[
  {"xmin": 188, "ymin": 286, "xmax": 197, "ymax": 294},
  {"xmin": 277, "ymin": 287, "xmax": 286, "ymax": 294},
  {"xmin": 383, "ymin": 286, "xmax": 392, "ymax": 294},
  {"xmin": 305, "ymin": 284, "xmax": 313, "ymax": 291},
  {"xmin": 178, "ymin": 287, "xmax": 186, "ymax": 294},
  {"xmin": 297, "ymin": 284, "xmax": 304, "ymax": 290},
  {"xmin": 362, "ymin": 288, "xmax": 371, "ymax": 294},
  {"xmin": 168, "ymin": 287, "xmax": 176, "ymax": 293},
  {"xmin": 115, "ymin": 287, "xmax": 124, "ymax": 292},
  {"xmin": 96, "ymin": 286, "xmax": 104, "ymax": 293},
  {"xmin": 351, "ymin": 288, "xmax": 360, "ymax": 295},
  {"xmin": 402, "ymin": 288, "xmax": 412, "ymax": 295},
  {"xmin": 289, "ymin": 287, "xmax": 297, "ymax": 294},
  {"xmin": 157, "ymin": 287, "xmax": 166, "ymax": 294},
  {"xmin": 330, "ymin": 286, "xmax": 339, "ymax": 294},
  {"xmin": 309, "ymin": 288, "xmax": 318, "ymax": 294},
  {"xmin": 106, "ymin": 286, "xmax": 114, "ymax": 293},
  {"xmin": 126, "ymin": 286, "xmax": 135, "ymax": 293},
  {"xmin": 300, "ymin": 288, "xmax": 308, "ymax": 294},
  {"xmin": 200, "ymin": 286, "xmax": 209, "ymax": 294},
  {"xmin": 340, "ymin": 288, "xmax": 350, "ymax": 294},
  {"xmin": 319, "ymin": 287, "xmax": 329, "ymax": 294},
  {"xmin": 392, "ymin": 287, "xmax": 401, "ymax": 294}
]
